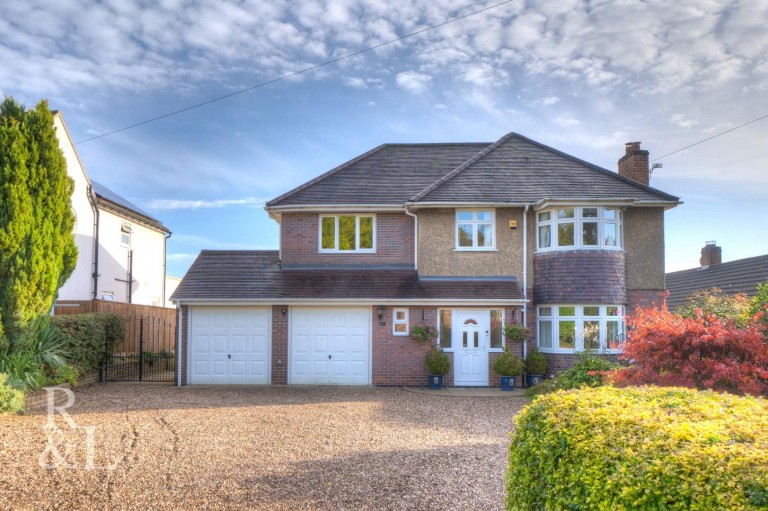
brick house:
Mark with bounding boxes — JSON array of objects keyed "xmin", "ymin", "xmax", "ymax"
[{"xmin": 171, "ymin": 132, "xmax": 680, "ymax": 386}]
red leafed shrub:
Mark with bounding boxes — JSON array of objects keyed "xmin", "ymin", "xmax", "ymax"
[{"xmin": 612, "ymin": 306, "xmax": 768, "ymax": 396}]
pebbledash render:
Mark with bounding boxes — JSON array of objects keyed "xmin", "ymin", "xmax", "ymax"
[{"xmin": 171, "ymin": 133, "xmax": 680, "ymax": 387}]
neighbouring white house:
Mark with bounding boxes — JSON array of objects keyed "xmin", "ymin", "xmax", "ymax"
[{"xmin": 53, "ymin": 111, "xmax": 173, "ymax": 307}]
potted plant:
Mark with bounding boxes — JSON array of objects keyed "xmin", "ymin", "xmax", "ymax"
[
  {"xmin": 493, "ymin": 347, "xmax": 523, "ymax": 390},
  {"xmin": 503, "ymin": 322, "xmax": 527, "ymax": 342},
  {"xmin": 525, "ymin": 348, "xmax": 548, "ymax": 387},
  {"xmin": 411, "ymin": 322, "xmax": 438, "ymax": 344},
  {"xmin": 424, "ymin": 346, "xmax": 450, "ymax": 389}
]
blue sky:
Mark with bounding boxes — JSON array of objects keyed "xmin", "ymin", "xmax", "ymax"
[{"xmin": 2, "ymin": 0, "xmax": 767, "ymax": 278}]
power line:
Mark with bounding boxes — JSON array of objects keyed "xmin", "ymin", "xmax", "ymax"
[
  {"xmin": 652, "ymin": 113, "xmax": 768, "ymax": 162},
  {"xmin": 75, "ymin": 0, "xmax": 517, "ymax": 145}
]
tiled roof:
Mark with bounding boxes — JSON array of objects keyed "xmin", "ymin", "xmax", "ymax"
[
  {"xmin": 665, "ymin": 254, "xmax": 768, "ymax": 310},
  {"xmin": 266, "ymin": 132, "xmax": 679, "ymax": 207},
  {"xmin": 91, "ymin": 181, "xmax": 168, "ymax": 232},
  {"xmin": 267, "ymin": 143, "xmax": 489, "ymax": 206},
  {"xmin": 413, "ymin": 133, "xmax": 679, "ymax": 203},
  {"xmin": 171, "ymin": 251, "xmax": 524, "ymax": 302}
]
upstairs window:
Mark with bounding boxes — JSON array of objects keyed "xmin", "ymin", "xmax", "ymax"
[
  {"xmin": 120, "ymin": 224, "xmax": 132, "ymax": 248},
  {"xmin": 456, "ymin": 210, "xmax": 495, "ymax": 250},
  {"xmin": 319, "ymin": 215, "xmax": 375, "ymax": 253},
  {"xmin": 537, "ymin": 207, "xmax": 622, "ymax": 251}
]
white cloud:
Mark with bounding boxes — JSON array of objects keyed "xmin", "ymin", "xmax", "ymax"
[
  {"xmin": 556, "ymin": 117, "xmax": 580, "ymax": 127},
  {"xmin": 395, "ymin": 71, "xmax": 432, "ymax": 93},
  {"xmin": 670, "ymin": 114, "xmax": 699, "ymax": 129},
  {"xmin": 146, "ymin": 197, "xmax": 267, "ymax": 211}
]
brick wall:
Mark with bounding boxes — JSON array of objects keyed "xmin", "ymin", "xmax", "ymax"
[
  {"xmin": 372, "ymin": 305, "xmax": 523, "ymax": 387},
  {"xmin": 271, "ymin": 305, "xmax": 288, "ymax": 384},
  {"xmin": 180, "ymin": 305, "xmax": 188, "ymax": 385},
  {"xmin": 533, "ymin": 251, "xmax": 626, "ymax": 303},
  {"xmin": 627, "ymin": 289, "xmax": 667, "ymax": 312},
  {"xmin": 280, "ymin": 212, "xmax": 414, "ymax": 267}
]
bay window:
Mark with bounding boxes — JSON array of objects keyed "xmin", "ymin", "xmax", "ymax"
[
  {"xmin": 536, "ymin": 207, "xmax": 623, "ymax": 251},
  {"xmin": 537, "ymin": 305, "xmax": 625, "ymax": 353}
]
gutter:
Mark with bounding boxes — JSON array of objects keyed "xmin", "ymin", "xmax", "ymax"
[
  {"xmin": 163, "ymin": 231, "xmax": 171, "ymax": 305},
  {"xmin": 404, "ymin": 205, "xmax": 418, "ymax": 271},
  {"xmin": 171, "ymin": 298, "xmax": 526, "ymax": 306}
]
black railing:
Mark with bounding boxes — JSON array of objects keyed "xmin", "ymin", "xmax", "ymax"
[{"xmin": 103, "ymin": 317, "xmax": 176, "ymax": 382}]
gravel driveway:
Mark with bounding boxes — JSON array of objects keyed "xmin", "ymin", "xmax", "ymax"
[{"xmin": 0, "ymin": 384, "xmax": 527, "ymax": 510}]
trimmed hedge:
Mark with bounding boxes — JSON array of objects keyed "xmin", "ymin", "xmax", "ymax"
[
  {"xmin": 507, "ymin": 386, "xmax": 768, "ymax": 510},
  {"xmin": 0, "ymin": 373, "xmax": 25, "ymax": 414},
  {"xmin": 51, "ymin": 313, "xmax": 125, "ymax": 373}
]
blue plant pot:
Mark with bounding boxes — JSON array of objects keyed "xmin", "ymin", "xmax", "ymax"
[
  {"xmin": 527, "ymin": 374, "xmax": 543, "ymax": 387},
  {"xmin": 428, "ymin": 375, "xmax": 444, "ymax": 389},
  {"xmin": 500, "ymin": 376, "xmax": 517, "ymax": 391}
]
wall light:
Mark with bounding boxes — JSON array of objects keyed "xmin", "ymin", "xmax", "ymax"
[{"xmin": 377, "ymin": 305, "xmax": 384, "ymax": 321}]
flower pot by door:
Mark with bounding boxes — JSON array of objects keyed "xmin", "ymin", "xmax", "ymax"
[
  {"xmin": 499, "ymin": 376, "xmax": 517, "ymax": 391},
  {"xmin": 527, "ymin": 374, "xmax": 543, "ymax": 387},
  {"xmin": 428, "ymin": 375, "xmax": 444, "ymax": 389}
]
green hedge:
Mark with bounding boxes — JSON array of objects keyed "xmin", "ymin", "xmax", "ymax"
[
  {"xmin": 51, "ymin": 313, "xmax": 125, "ymax": 373},
  {"xmin": 507, "ymin": 386, "xmax": 768, "ymax": 510},
  {"xmin": 0, "ymin": 373, "xmax": 25, "ymax": 414}
]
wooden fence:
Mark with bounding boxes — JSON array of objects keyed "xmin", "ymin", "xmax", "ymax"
[{"xmin": 54, "ymin": 300, "xmax": 177, "ymax": 353}]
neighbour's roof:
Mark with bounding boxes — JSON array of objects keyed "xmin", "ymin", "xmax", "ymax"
[
  {"xmin": 665, "ymin": 254, "xmax": 768, "ymax": 310},
  {"xmin": 266, "ymin": 132, "xmax": 679, "ymax": 208},
  {"xmin": 91, "ymin": 181, "xmax": 168, "ymax": 232},
  {"xmin": 171, "ymin": 251, "xmax": 524, "ymax": 302}
]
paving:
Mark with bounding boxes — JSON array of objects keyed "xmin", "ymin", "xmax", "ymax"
[{"xmin": 0, "ymin": 384, "xmax": 529, "ymax": 510}]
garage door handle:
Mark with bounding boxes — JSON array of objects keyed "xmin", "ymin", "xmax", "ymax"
[
  {"xmin": 328, "ymin": 355, "xmax": 332, "ymax": 359},
  {"xmin": 228, "ymin": 354, "xmax": 231, "ymax": 359}
]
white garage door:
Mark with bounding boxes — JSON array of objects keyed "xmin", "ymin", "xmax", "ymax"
[
  {"xmin": 290, "ymin": 308, "xmax": 370, "ymax": 385},
  {"xmin": 190, "ymin": 307, "xmax": 270, "ymax": 384}
]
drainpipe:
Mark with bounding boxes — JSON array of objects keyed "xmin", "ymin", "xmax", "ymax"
[
  {"xmin": 176, "ymin": 302, "xmax": 182, "ymax": 387},
  {"xmin": 163, "ymin": 231, "xmax": 171, "ymax": 305},
  {"xmin": 404, "ymin": 204, "xmax": 418, "ymax": 271},
  {"xmin": 522, "ymin": 204, "xmax": 529, "ymax": 361},
  {"xmin": 87, "ymin": 185, "xmax": 100, "ymax": 300}
]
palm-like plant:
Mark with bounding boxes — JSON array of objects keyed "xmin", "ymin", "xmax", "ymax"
[{"xmin": 0, "ymin": 316, "xmax": 67, "ymax": 389}]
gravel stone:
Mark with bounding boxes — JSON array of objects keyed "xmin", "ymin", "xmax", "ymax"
[{"xmin": 0, "ymin": 384, "xmax": 527, "ymax": 510}]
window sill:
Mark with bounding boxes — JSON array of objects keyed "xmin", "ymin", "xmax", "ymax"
[
  {"xmin": 535, "ymin": 247, "xmax": 624, "ymax": 254},
  {"xmin": 318, "ymin": 249, "xmax": 377, "ymax": 254},
  {"xmin": 454, "ymin": 248, "xmax": 497, "ymax": 252},
  {"xmin": 537, "ymin": 348, "xmax": 623, "ymax": 355}
]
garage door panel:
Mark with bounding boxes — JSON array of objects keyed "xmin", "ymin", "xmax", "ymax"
[
  {"xmin": 290, "ymin": 308, "xmax": 370, "ymax": 385},
  {"xmin": 190, "ymin": 308, "xmax": 270, "ymax": 384}
]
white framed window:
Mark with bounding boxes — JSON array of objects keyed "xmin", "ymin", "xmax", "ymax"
[
  {"xmin": 393, "ymin": 308, "xmax": 409, "ymax": 336},
  {"xmin": 456, "ymin": 210, "xmax": 495, "ymax": 250},
  {"xmin": 536, "ymin": 305, "xmax": 625, "ymax": 353},
  {"xmin": 319, "ymin": 214, "xmax": 376, "ymax": 253},
  {"xmin": 489, "ymin": 309, "xmax": 504, "ymax": 351},
  {"xmin": 536, "ymin": 207, "xmax": 623, "ymax": 252},
  {"xmin": 120, "ymin": 224, "xmax": 132, "ymax": 248},
  {"xmin": 437, "ymin": 309, "xmax": 452, "ymax": 349}
]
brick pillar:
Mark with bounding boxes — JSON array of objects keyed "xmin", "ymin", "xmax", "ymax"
[{"xmin": 271, "ymin": 305, "xmax": 288, "ymax": 384}]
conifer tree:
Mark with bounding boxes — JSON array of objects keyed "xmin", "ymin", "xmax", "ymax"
[{"xmin": 0, "ymin": 97, "xmax": 77, "ymax": 339}]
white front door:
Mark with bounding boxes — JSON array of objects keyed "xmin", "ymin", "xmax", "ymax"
[
  {"xmin": 290, "ymin": 308, "xmax": 370, "ymax": 385},
  {"xmin": 453, "ymin": 311, "xmax": 489, "ymax": 386},
  {"xmin": 189, "ymin": 307, "xmax": 271, "ymax": 384}
]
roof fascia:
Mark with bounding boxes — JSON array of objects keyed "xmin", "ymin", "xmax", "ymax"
[
  {"xmin": 97, "ymin": 199, "xmax": 170, "ymax": 233},
  {"xmin": 533, "ymin": 198, "xmax": 681, "ymax": 211},
  {"xmin": 406, "ymin": 201, "xmax": 531, "ymax": 209},
  {"xmin": 173, "ymin": 298, "xmax": 527, "ymax": 306},
  {"xmin": 265, "ymin": 204, "xmax": 405, "ymax": 213}
]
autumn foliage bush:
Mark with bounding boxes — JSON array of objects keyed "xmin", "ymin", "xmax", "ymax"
[{"xmin": 612, "ymin": 305, "xmax": 768, "ymax": 396}]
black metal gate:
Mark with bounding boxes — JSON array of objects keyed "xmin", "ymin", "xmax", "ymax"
[{"xmin": 103, "ymin": 317, "xmax": 176, "ymax": 382}]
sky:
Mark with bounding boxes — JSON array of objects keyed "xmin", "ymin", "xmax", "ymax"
[{"xmin": 1, "ymin": 0, "xmax": 767, "ymax": 278}]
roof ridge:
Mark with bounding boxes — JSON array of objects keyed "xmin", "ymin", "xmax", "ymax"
[
  {"xmin": 266, "ymin": 144, "xmax": 387, "ymax": 207},
  {"xmin": 667, "ymin": 253, "xmax": 768, "ymax": 275},
  {"xmin": 506, "ymin": 132, "xmax": 680, "ymax": 202},
  {"xmin": 409, "ymin": 133, "xmax": 513, "ymax": 202}
]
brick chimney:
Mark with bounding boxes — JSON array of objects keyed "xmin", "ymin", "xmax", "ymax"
[
  {"xmin": 618, "ymin": 142, "xmax": 650, "ymax": 186},
  {"xmin": 700, "ymin": 241, "xmax": 722, "ymax": 267}
]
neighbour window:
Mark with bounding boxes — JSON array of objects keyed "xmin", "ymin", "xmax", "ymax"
[
  {"xmin": 490, "ymin": 309, "xmax": 503, "ymax": 350},
  {"xmin": 536, "ymin": 207, "xmax": 623, "ymax": 251},
  {"xmin": 120, "ymin": 224, "xmax": 132, "ymax": 248},
  {"xmin": 456, "ymin": 210, "xmax": 495, "ymax": 250},
  {"xmin": 319, "ymin": 214, "xmax": 375, "ymax": 253},
  {"xmin": 393, "ymin": 308, "xmax": 409, "ymax": 336},
  {"xmin": 537, "ymin": 305, "xmax": 625, "ymax": 353},
  {"xmin": 437, "ymin": 309, "xmax": 452, "ymax": 349}
]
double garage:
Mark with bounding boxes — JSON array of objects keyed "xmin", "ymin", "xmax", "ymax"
[{"xmin": 187, "ymin": 306, "xmax": 371, "ymax": 385}]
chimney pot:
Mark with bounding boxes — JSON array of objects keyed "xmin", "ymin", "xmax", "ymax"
[
  {"xmin": 618, "ymin": 141, "xmax": 650, "ymax": 186},
  {"xmin": 700, "ymin": 241, "xmax": 722, "ymax": 267}
]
